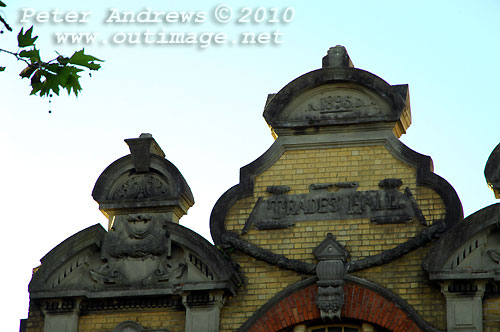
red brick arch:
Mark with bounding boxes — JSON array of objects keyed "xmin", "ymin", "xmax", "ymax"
[{"xmin": 244, "ymin": 281, "xmax": 423, "ymax": 332}]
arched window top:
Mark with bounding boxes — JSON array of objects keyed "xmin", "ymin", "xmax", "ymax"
[{"xmin": 309, "ymin": 324, "xmax": 360, "ymax": 332}]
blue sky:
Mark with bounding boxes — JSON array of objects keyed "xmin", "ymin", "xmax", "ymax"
[{"xmin": 1, "ymin": 1, "xmax": 499, "ymax": 330}]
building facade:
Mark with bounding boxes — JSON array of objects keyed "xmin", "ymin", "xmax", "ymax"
[{"xmin": 22, "ymin": 46, "xmax": 500, "ymax": 332}]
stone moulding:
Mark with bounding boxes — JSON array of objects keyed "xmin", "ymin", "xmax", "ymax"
[
  {"xmin": 236, "ymin": 276, "xmax": 443, "ymax": 332},
  {"xmin": 29, "ymin": 221, "xmax": 241, "ymax": 299},
  {"xmin": 223, "ymin": 219, "xmax": 445, "ymax": 276},
  {"xmin": 263, "ymin": 68, "xmax": 409, "ymax": 131},
  {"xmin": 424, "ymin": 203, "xmax": 500, "ymax": 275}
]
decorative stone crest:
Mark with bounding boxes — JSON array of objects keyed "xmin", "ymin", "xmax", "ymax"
[
  {"xmin": 313, "ymin": 233, "xmax": 349, "ymax": 319},
  {"xmin": 89, "ymin": 134, "xmax": 195, "ymax": 286},
  {"xmin": 89, "ymin": 213, "xmax": 187, "ymax": 285}
]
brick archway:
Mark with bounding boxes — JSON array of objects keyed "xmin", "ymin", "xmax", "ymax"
[{"xmin": 242, "ymin": 280, "xmax": 424, "ymax": 332}]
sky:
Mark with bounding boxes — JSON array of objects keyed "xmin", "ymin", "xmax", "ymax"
[{"xmin": 1, "ymin": 1, "xmax": 499, "ymax": 330}]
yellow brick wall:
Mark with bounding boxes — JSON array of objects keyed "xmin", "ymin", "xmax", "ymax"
[
  {"xmin": 221, "ymin": 145, "xmax": 447, "ymax": 331},
  {"xmin": 354, "ymin": 246, "xmax": 446, "ymax": 329},
  {"xmin": 484, "ymin": 297, "xmax": 500, "ymax": 331},
  {"xmin": 25, "ymin": 305, "xmax": 43, "ymax": 332},
  {"xmin": 78, "ymin": 308, "xmax": 185, "ymax": 332}
]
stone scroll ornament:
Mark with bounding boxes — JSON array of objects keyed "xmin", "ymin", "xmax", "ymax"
[
  {"xmin": 242, "ymin": 178, "xmax": 426, "ymax": 233},
  {"xmin": 90, "ymin": 213, "xmax": 186, "ymax": 285},
  {"xmin": 313, "ymin": 233, "xmax": 349, "ymax": 320}
]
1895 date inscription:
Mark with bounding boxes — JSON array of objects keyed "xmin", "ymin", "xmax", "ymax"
[{"xmin": 304, "ymin": 95, "xmax": 371, "ymax": 114}]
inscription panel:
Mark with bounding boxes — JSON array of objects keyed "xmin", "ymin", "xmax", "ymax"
[
  {"xmin": 242, "ymin": 179, "xmax": 425, "ymax": 233},
  {"xmin": 280, "ymin": 84, "xmax": 391, "ymax": 124}
]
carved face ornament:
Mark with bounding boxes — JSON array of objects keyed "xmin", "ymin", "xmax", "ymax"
[{"xmin": 124, "ymin": 214, "xmax": 153, "ymax": 239}]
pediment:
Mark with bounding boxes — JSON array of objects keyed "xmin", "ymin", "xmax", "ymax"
[
  {"xmin": 277, "ymin": 83, "xmax": 391, "ymax": 127},
  {"xmin": 426, "ymin": 203, "xmax": 500, "ymax": 279},
  {"xmin": 29, "ymin": 222, "xmax": 240, "ymax": 299}
]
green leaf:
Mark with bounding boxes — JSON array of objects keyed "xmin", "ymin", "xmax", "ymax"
[
  {"xmin": 19, "ymin": 48, "xmax": 40, "ymax": 62},
  {"xmin": 65, "ymin": 73, "xmax": 82, "ymax": 96},
  {"xmin": 17, "ymin": 26, "xmax": 38, "ymax": 48},
  {"xmin": 68, "ymin": 49, "xmax": 103, "ymax": 70},
  {"xmin": 0, "ymin": 1, "xmax": 6, "ymax": 7},
  {"xmin": 45, "ymin": 63, "xmax": 62, "ymax": 74},
  {"xmin": 19, "ymin": 65, "xmax": 36, "ymax": 78},
  {"xmin": 0, "ymin": 66, "xmax": 5, "ymax": 72},
  {"xmin": 57, "ymin": 55, "xmax": 69, "ymax": 65},
  {"xmin": 39, "ymin": 71, "xmax": 61, "ymax": 97},
  {"xmin": 31, "ymin": 70, "xmax": 42, "ymax": 85},
  {"xmin": 27, "ymin": 70, "xmax": 60, "ymax": 97},
  {"xmin": 30, "ymin": 82, "xmax": 43, "ymax": 96},
  {"xmin": 56, "ymin": 65, "xmax": 82, "ymax": 86}
]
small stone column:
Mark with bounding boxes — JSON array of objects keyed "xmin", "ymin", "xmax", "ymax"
[
  {"xmin": 441, "ymin": 281, "xmax": 485, "ymax": 332},
  {"xmin": 41, "ymin": 299, "xmax": 80, "ymax": 332},
  {"xmin": 183, "ymin": 291, "xmax": 225, "ymax": 332}
]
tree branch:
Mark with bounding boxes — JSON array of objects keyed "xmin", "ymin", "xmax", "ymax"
[{"xmin": 0, "ymin": 14, "xmax": 12, "ymax": 32}]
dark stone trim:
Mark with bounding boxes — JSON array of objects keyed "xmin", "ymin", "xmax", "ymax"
[
  {"xmin": 424, "ymin": 203, "xmax": 500, "ymax": 272},
  {"xmin": 223, "ymin": 233, "xmax": 316, "ymax": 274},
  {"xmin": 224, "ymin": 220, "xmax": 444, "ymax": 276},
  {"xmin": 39, "ymin": 298, "xmax": 78, "ymax": 314},
  {"xmin": 210, "ymin": 143, "xmax": 286, "ymax": 245},
  {"xmin": 79, "ymin": 295, "xmax": 183, "ymax": 313},
  {"xmin": 237, "ymin": 276, "xmax": 443, "ymax": 332},
  {"xmin": 387, "ymin": 137, "xmax": 463, "ymax": 231},
  {"xmin": 346, "ymin": 220, "xmax": 444, "ymax": 273}
]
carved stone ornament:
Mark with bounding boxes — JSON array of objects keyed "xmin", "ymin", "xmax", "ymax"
[
  {"xmin": 92, "ymin": 133, "xmax": 195, "ymax": 220},
  {"xmin": 112, "ymin": 321, "xmax": 170, "ymax": 332},
  {"xmin": 242, "ymin": 179, "xmax": 425, "ymax": 233},
  {"xmin": 112, "ymin": 173, "xmax": 170, "ymax": 200},
  {"xmin": 313, "ymin": 233, "xmax": 349, "ymax": 320},
  {"xmin": 316, "ymin": 286, "xmax": 344, "ymax": 320},
  {"xmin": 90, "ymin": 213, "xmax": 187, "ymax": 285}
]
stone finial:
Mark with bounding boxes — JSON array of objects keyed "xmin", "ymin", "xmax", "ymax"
[
  {"xmin": 322, "ymin": 45, "xmax": 354, "ymax": 68},
  {"xmin": 125, "ymin": 133, "xmax": 165, "ymax": 173}
]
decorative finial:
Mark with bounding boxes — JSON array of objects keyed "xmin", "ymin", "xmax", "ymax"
[
  {"xmin": 125, "ymin": 133, "xmax": 165, "ymax": 173},
  {"xmin": 322, "ymin": 45, "xmax": 354, "ymax": 68}
]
